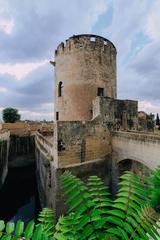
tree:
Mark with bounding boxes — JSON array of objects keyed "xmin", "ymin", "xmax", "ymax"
[
  {"xmin": 2, "ymin": 107, "xmax": 21, "ymax": 123},
  {"xmin": 156, "ymin": 113, "xmax": 160, "ymax": 126},
  {"xmin": 1, "ymin": 169, "xmax": 160, "ymax": 239}
]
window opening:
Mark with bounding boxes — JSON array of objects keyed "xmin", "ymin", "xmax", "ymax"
[
  {"xmin": 58, "ymin": 81, "xmax": 63, "ymax": 97},
  {"xmin": 56, "ymin": 112, "xmax": 59, "ymax": 121},
  {"xmin": 97, "ymin": 88, "xmax": 104, "ymax": 96},
  {"xmin": 90, "ymin": 37, "xmax": 96, "ymax": 42}
]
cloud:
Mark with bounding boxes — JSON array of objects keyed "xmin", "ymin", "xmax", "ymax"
[
  {"xmin": 0, "ymin": 0, "xmax": 108, "ymax": 63},
  {"xmin": 130, "ymin": 42, "xmax": 160, "ymax": 79},
  {"xmin": 19, "ymin": 103, "xmax": 54, "ymax": 121},
  {"xmin": 0, "ymin": 18, "xmax": 14, "ymax": 34},
  {"xmin": 145, "ymin": 0, "xmax": 160, "ymax": 41},
  {"xmin": 0, "ymin": 60, "xmax": 48, "ymax": 80},
  {"xmin": 127, "ymin": 42, "xmax": 160, "ymax": 101},
  {"xmin": 104, "ymin": 0, "xmax": 152, "ymax": 61},
  {"xmin": 139, "ymin": 100, "xmax": 160, "ymax": 115},
  {"xmin": 0, "ymin": 63, "xmax": 54, "ymax": 119},
  {"xmin": 0, "ymin": 87, "xmax": 8, "ymax": 93}
]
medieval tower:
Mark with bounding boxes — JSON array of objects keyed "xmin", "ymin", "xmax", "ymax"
[{"xmin": 53, "ymin": 34, "xmax": 117, "ymax": 121}]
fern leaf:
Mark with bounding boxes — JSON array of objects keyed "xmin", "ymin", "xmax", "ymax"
[
  {"xmin": 37, "ymin": 208, "xmax": 55, "ymax": 237},
  {"xmin": 54, "ymin": 214, "xmax": 80, "ymax": 239},
  {"xmin": 15, "ymin": 220, "xmax": 24, "ymax": 237},
  {"xmin": 129, "ymin": 206, "xmax": 160, "ymax": 240},
  {"xmin": 24, "ymin": 220, "xmax": 35, "ymax": 238},
  {"xmin": 61, "ymin": 171, "xmax": 110, "ymax": 239}
]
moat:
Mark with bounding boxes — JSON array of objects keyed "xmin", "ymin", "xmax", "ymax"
[{"xmin": 0, "ymin": 164, "xmax": 40, "ymax": 222}]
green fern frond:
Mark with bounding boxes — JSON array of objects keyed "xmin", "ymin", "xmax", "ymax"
[
  {"xmin": 0, "ymin": 219, "xmax": 54, "ymax": 240},
  {"xmin": 54, "ymin": 214, "xmax": 80, "ymax": 240},
  {"xmin": 61, "ymin": 171, "xmax": 112, "ymax": 239},
  {"xmin": 105, "ymin": 171, "xmax": 153, "ymax": 239},
  {"xmin": 37, "ymin": 208, "xmax": 55, "ymax": 237},
  {"xmin": 129, "ymin": 205, "xmax": 160, "ymax": 240},
  {"xmin": 149, "ymin": 168, "xmax": 160, "ymax": 212}
]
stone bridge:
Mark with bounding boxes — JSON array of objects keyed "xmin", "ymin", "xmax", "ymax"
[{"xmin": 112, "ymin": 131, "xmax": 160, "ymax": 170}]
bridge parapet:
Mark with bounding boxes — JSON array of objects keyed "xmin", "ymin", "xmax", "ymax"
[
  {"xmin": 35, "ymin": 132, "xmax": 53, "ymax": 161},
  {"xmin": 112, "ymin": 131, "xmax": 160, "ymax": 170},
  {"xmin": 112, "ymin": 131, "xmax": 160, "ymax": 143}
]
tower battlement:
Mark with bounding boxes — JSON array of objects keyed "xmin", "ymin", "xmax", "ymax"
[{"xmin": 55, "ymin": 34, "xmax": 117, "ymax": 56}]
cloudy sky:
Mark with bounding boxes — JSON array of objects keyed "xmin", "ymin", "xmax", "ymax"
[{"xmin": 0, "ymin": 0, "xmax": 159, "ymax": 120}]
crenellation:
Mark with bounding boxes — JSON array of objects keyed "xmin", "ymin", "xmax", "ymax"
[{"xmin": 54, "ymin": 34, "xmax": 116, "ymax": 58}]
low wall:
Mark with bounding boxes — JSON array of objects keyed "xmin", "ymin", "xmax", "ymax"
[
  {"xmin": 35, "ymin": 132, "xmax": 53, "ymax": 162},
  {"xmin": 0, "ymin": 131, "xmax": 10, "ymax": 188}
]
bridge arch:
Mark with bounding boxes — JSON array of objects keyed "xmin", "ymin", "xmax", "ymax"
[
  {"xmin": 111, "ymin": 158, "xmax": 151, "ymax": 196},
  {"xmin": 117, "ymin": 158, "xmax": 150, "ymax": 177}
]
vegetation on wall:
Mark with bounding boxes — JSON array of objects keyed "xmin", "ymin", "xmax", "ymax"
[
  {"xmin": 1, "ymin": 169, "xmax": 160, "ymax": 239},
  {"xmin": 2, "ymin": 108, "xmax": 21, "ymax": 123}
]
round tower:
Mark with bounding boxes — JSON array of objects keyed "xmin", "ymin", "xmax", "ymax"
[{"xmin": 52, "ymin": 34, "xmax": 117, "ymax": 121}]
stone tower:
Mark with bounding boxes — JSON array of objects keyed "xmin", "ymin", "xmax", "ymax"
[{"xmin": 52, "ymin": 34, "xmax": 117, "ymax": 121}]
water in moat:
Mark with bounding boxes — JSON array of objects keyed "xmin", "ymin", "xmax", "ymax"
[{"xmin": 0, "ymin": 164, "xmax": 40, "ymax": 222}]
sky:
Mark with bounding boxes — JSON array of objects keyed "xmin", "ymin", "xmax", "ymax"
[{"xmin": 0, "ymin": 0, "xmax": 160, "ymax": 121}]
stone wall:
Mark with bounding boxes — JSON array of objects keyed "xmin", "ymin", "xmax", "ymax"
[
  {"xmin": 8, "ymin": 135, "xmax": 35, "ymax": 168},
  {"xmin": 35, "ymin": 143, "xmax": 52, "ymax": 208},
  {"xmin": 92, "ymin": 97, "xmax": 138, "ymax": 131},
  {"xmin": 0, "ymin": 131, "xmax": 10, "ymax": 188},
  {"xmin": 53, "ymin": 34, "xmax": 117, "ymax": 121},
  {"xmin": 35, "ymin": 132, "xmax": 53, "ymax": 162},
  {"xmin": 0, "ymin": 122, "xmax": 54, "ymax": 135},
  {"xmin": 55, "ymin": 120, "xmax": 112, "ymax": 167}
]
